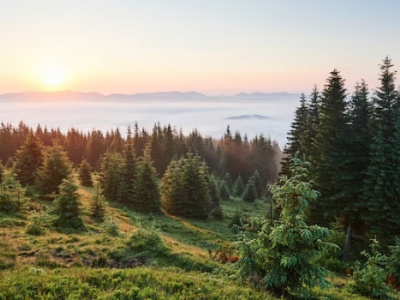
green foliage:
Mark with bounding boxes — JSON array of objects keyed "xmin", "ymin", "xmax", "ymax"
[
  {"xmin": 78, "ymin": 159, "xmax": 93, "ymax": 187},
  {"xmin": 250, "ymin": 170, "xmax": 264, "ymax": 198},
  {"xmin": 36, "ymin": 143, "xmax": 72, "ymax": 199},
  {"xmin": 104, "ymin": 216, "xmax": 120, "ymax": 236},
  {"xmin": 0, "ymin": 267, "xmax": 273, "ymax": 299},
  {"xmin": 347, "ymin": 239, "xmax": 394, "ymax": 299},
  {"xmin": 388, "ymin": 238, "xmax": 400, "ymax": 282},
  {"xmin": 362, "ymin": 57, "xmax": 400, "ymax": 236},
  {"xmin": 242, "ymin": 179, "xmax": 257, "ymax": 202},
  {"xmin": 232, "ymin": 174, "xmax": 244, "ymax": 197},
  {"xmin": 13, "ymin": 133, "xmax": 44, "ymax": 186},
  {"xmin": 26, "ymin": 212, "xmax": 52, "ymax": 235},
  {"xmin": 238, "ymin": 154, "xmax": 339, "ymax": 298},
  {"xmin": 132, "ymin": 155, "xmax": 161, "ymax": 213},
  {"xmin": 127, "ymin": 228, "xmax": 168, "ymax": 257},
  {"xmin": 0, "ymin": 175, "xmax": 26, "ymax": 213},
  {"xmin": 90, "ymin": 185, "xmax": 106, "ymax": 222},
  {"xmin": 52, "ymin": 179, "xmax": 84, "ymax": 230},
  {"xmin": 161, "ymin": 153, "xmax": 211, "ymax": 219},
  {"xmin": 312, "ymin": 69, "xmax": 350, "ymax": 223},
  {"xmin": 218, "ymin": 181, "xmax": 231, "ymax": 201},
  {"xmin": 99, "ymin": 152, "xmax": 124, "ymax": 202},
  {"xmin": 208, "ymin": 176, "xmax": 223, "ymax": 219}
]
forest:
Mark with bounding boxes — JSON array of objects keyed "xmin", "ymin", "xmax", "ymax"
[{"xmin": 1, "ymin": 57, "xmax": 400, "ymax": 299}]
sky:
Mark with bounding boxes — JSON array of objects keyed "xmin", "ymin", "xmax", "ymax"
[{"xmin": 1, "ymin": 0, "xmax": 400, "ymax": 95}]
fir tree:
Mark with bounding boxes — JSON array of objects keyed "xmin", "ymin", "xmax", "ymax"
[
  {"xmin": 242, "ymin": 179, "xmax": 258, "ymax": 202},
  {"xmin": 90, "ymin": 182, "xmax": 106, "ymax": 221},
  {"xmin": 362, "ymin": 57, "xmax": 400, "ymax": 236},
  {"xmin": 36, "ymin": 143, "xmax": 72, "ymax": 199},
  {"xmin": 78, "ymin": 159, "xmax": 93, "ymax": 187},
  {"xmin": 232, "ymin": 174, "xmax": 244, "ymax": 197},
  {"xmin": 53, "ymin": 179, "xmax": 84, "ymax": 230},
  {"xmin": 161, "ymin": 153, "xmax": 211, "ymax": 219},
  {"xmin": 250, "ymin": 170, "xmax": 264, "ymax": 197},
  {"xmin": 208, "ymin": 176, "xmax": 223, "ymax": 219},
  {"xmin": 14, "ymin": 133, "xmax": 43, "ymax": 186},
  {"xmin": 238, "ymin": 154, "xmax": 338, "ymax": 298},
  {"xmin": 132, "ymin": 152, "xmax": 161, "ymax": 213},
  {"xmin": 99, "ymin": 152, "xmax": 124, "ymax": 202},
  {"xmin": 344, "ymin": 80, "xmax": 371, "ymax": 226},
  {"xmin": 312, "ymin": 69, "xmax": 349, "ymax": 222},
  {"xmin": 117, "ymin": 127, "xmax": 136, "ymax": 203}
]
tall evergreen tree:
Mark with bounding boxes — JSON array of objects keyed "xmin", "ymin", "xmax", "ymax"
[
  {"xmin": 99, "ymin": 152, "xmax": 124, "ymax": 203},
  {"xmin": 362, "ymin": 57, "xmax": 400, "ymax": 236},
  {"xmin": 344, "ymin": 80, "xmax": 371, "ymax": 226},
  {"xmin": 132, "ymin": 152, "xmax": 161, "ymax": 213},
  {"xmin": 36, "ymin": 143, "xmax": 72, "ymax": 199},
  {"xmin": 78, "ymin": 159, "xmax": 93, "ymax": 187},
  {"xmin": 312, "ymin": 69, "xmax": 349, "ymax": 222},
  {"xmin": 118, "ymin": 127, "xmax": 136, "ymax": 203},
  {"xmin": 161, "ymin": 153, "xmax": 211, "ymax": 219},
  {"xmin": 232, "ymin": 174, "xmax": 245, "ymax": 197},
  {"xmin": 53, "ymin": 179, "xmax": 84, "ymax": 229},
  {"xmin": 14, "ymin": 133, "xmax": 44, "ymax": 186}
]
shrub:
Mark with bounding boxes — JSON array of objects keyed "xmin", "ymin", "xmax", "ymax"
[
  {"xmin": 346, "ymin": 238, "xmax": 394, "ymax": 299},
  {"xmin": 26, "ymin": 212, "xmax": 51, "ymax": 235},
  {"xmin": 238, "ymin": 154, "xmax": 339, "ymax": 298}
]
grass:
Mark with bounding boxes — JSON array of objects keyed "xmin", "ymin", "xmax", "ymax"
[{"xmin": 1, "ymin": 183, "xmax": 400, "ymax": 299}]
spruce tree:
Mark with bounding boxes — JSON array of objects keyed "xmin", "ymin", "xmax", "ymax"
[
  {"xmin": 90, "ymin": 182, "xmax": 106, "ymax": 221},
  {"xmin": 78, "ymin": 159, "xmax": 93, "ymax": 187},
  {"xmin": 238, "ymin": 154, "xmax": 338, "ymax": 298},
  {"xmin": 118, "ymin": 127, "xmax": 136, "ymax": 203},
  {"xmin": 53, "ymin": 179, "xmax": 84, "ymax": 229},
  {"xmin": 250, "ymin": 170, "xmax": 264, "ymax": 197},
  {"xmin": 36, "ymin": 143, "xmax": 72, "ymax": 199},
  {"xmin": 14, "ymin": 133, "xmax": 43, "ymax": 186},
  {"xmin": 99, "ymin": 152, "xmax": 124, "ymax": 202},
  {"xmin": 344, "ymin": 80, "xmax": 371, "ymax": 225},
  {"xmin": 242, "ymin": 179, "xmax": 258, "ymax": 202},
  {"xmin": 161, "ymin": 153, "xmax": 211, "ymax": 219},
  {"xmin": 362, "ymin": 57, "xmax": 400, "ymax": 236},
  {"xmin": 208, "ymin": 176, "xmax": 223, "ymax": 219},
  {"xmin": 132, "ymin": 153, "xmax": 161, "ymax": 213},
  {"xmin": 312, "ymin": 69, "xmax": 349, "ymax": 222},
  {"xmin": 232, "ymin": 174, "xmax": 244, "ymax": 197}
]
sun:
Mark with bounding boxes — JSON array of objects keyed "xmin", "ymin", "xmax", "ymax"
[{"xmin": 42, "ymin": 69, "xmax": 65, "ymax": 90}]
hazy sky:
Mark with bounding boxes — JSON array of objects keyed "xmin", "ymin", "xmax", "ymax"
[{"xmin": 1, "ymin": 0, "xmax": 399, "ymax": 94}]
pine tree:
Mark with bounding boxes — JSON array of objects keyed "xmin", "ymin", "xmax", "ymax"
[
  {"xmin": 132, "ymin": 153, "xmax": 161, "ymax": 213},
  {"xmin": 223, "ymin": 172, "xmax": 233, "ymax": 195},
  {"xmin": 208, "ymin": 176, "xmax": 223, "ymax": 219},
  {"xmin": 78, "ymin": 159, "xmax": 93, "ymax": 187},
  {"xmin": 161, "ymin": 153, "xmax": 211, "ymax": 219},
  {"xmin": 232, "ymin": 174, "xmax": 244, "ymax": 197},
  {"xmin": 14, "ymin": 133, "xmax": 43, "ymax": 186},
  {"xmin": 219, "ymin": 181, "xmax": 231, "ymax": 201},
  {"xmin": 99, "ymin": 152, "xmax": 124, "ymax": 202},
  {"xmin": 242, "ymin": 179, "xmax": 258, "ymax": 202},
  {"xmin": 312, "ymin": 69, "xmax": 349, "ymax": 222},
  {"xmin": 117, "ymin": 127, "xmax": 136, "ymax": 203},
  {"xmin": 344, "ymin": 80, "xmax": 371, "ymax": 226},
  {"xmin": 250, "ymin": 170, "xmax": 264, "ymax": 197},
  {"xmin": 90, "ymin": 182, "xmax": 106, "ymax": 221},
  {"xmin": 36, "ymin": 143, "xmax": 72, "ymax": 199},
  {"xmin": 362, "ymin": 57, "xmax": 400, "ymax": 236},
  {"xmin": 53, "ymin": 179, "xmax": 84, "ymax": 229},
  {"xmin": 286, "ymin": 93, "xmax": 310, "ymax": 157},
  {"xmin": 238, "ymin": 155, "xmax": 338, "ymax": 298}
]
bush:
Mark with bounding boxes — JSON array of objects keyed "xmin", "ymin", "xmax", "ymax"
[
  {"xmin": 346, "ymin": 238, "xmax": 394, "ymax": 299},
  {"xmin": 26, "ymin": 212, "xmax": 52, "ymax": 235},
  {"xmin": 238, "ymin": 155, "xmax": 339, "ymax": 298},
  {"xmin": 104, "ymin": 216, "xmax": 120, "ymax": 236}
]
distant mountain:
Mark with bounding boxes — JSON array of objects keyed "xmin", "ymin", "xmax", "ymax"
[
  {"xmin": 0, "ymin": 91, "xmax": 299, "ymax": 102},
  {"xmin": 225, "ymin": 114, "xmax": 271, "ymax": 120}
]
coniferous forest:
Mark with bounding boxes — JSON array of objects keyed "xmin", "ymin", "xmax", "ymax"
[{"xmin": 2, "ymin": 58, "xmax": 400, "ymax": 299}]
